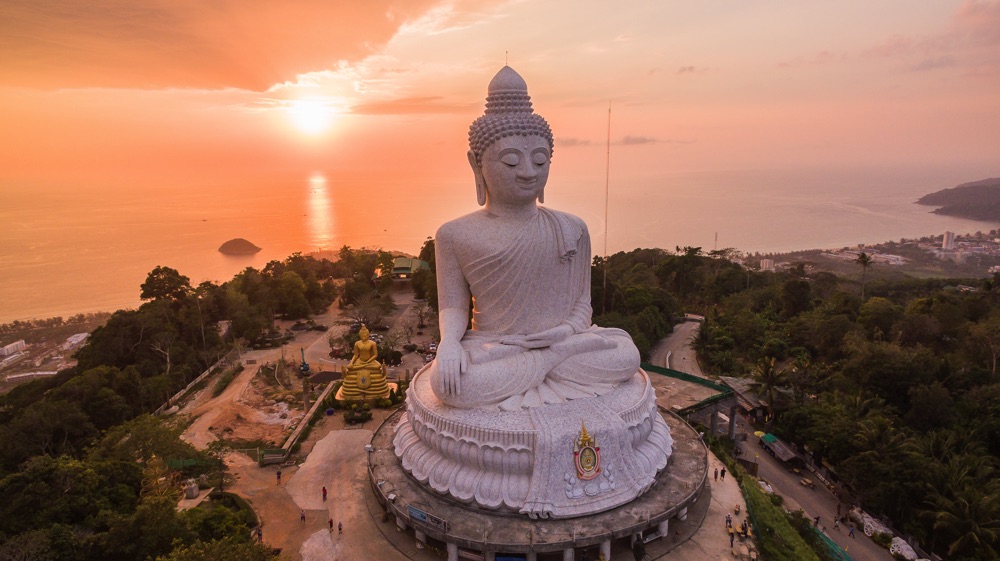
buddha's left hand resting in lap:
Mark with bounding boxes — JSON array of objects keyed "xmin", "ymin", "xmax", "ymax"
[{"xmin": 430, "ymin": 66, "xmax": 639, "ymax": 411}]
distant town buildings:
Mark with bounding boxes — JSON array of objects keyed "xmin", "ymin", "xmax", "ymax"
[
  {"xmin": 943, "ymin": 231, "xmax": 956, "ymax": 250},
  {"xmin": 821, "ymin": 250, "xmax": 907, "ymax": 266},
  {"xmin": 4, "ymin": 371, "xmax": 59, "ymax": 382},
  {"xmin": 0, "ymin": 340, "xmax": 26, "ymax": 356},
  {"xmin": 760, "ymin": 258, "xmax": 775, "ymax": 271},
  {"xmin": 61, "ymin": 333, "xmax": 88, "ymax": 351}
]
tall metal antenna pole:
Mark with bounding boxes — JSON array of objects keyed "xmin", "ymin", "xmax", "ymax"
[{"xmin": 603, "ymin": 102, "xmax": 611, "ymax": 315}]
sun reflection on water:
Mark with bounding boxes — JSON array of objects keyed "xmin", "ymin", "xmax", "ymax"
[{"xmin": 307, "ymin": 173, "xmax": 332, "ymax": 250}]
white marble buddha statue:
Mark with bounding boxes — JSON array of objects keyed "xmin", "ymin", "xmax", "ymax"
[
  {"xmin": 430, "ymin": 66, "xmax": 640, "ymax": 411},
  {"xmin": 394, "ymin": 66, "xmax": 672, "ymax": 519}
]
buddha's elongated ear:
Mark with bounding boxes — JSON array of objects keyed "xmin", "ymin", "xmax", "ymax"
[
  {"xmin": 538, "ymin": 186, "xmax": 544, "ymax": 204},
  {"xmin": 468, "ymin": 150, "xmax": 487, "ymax": 206}
]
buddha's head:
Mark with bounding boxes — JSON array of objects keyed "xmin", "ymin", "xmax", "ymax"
[
  {"xmin": 468, "ymin": 66, "xmax": 554, "ymax": 206},
  {"xmin": 358, "ymin": 324, "xmax": 370, "ymax": 341}
]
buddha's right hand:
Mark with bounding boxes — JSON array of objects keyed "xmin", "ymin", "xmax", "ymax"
[{"xmin": 436, "ymin": 340, "xmax": 466, "ymax": 396}]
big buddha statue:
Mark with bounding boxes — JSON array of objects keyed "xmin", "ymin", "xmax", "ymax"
[{"xmin": 394, "ymin": 67, "xmax": 672, "ymax": 519}]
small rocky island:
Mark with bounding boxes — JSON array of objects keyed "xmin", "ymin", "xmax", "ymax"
[
  {"xmin": 917, "ymin": 177, "xmax": 1000, "ymax": 221},
  {"xmin": 218, "ymin": 238, "xmax": 261, "ymax": 255}
]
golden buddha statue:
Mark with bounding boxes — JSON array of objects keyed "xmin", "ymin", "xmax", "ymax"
[{"xmin": 340, "ymin": 324, "xmax": 389, "ymax": 400}]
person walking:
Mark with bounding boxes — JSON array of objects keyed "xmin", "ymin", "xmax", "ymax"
[
  {"xmin": 329, "ymin": 518, "xmax": 334, "ymax": 531},
  {"xmin": 833, "ymin": 517, "xmax": 840, "ymax": 531},
  {"xmin": 849, "ymin": 525, "xmax": 856, "ymax": 539},
  {"xmin": 714, "ymin": 468, "xmax": 718, "ymax": 481},
  {"xmin": 276, "ymin": 470, "xmax": 282, "ymax": 485},
  {"xmin": 322, "ymin": 486, "xmax": 327, "ymax": 501},
  {"xmin": 256, "ymin": 527, "xmax": 263, "ymax": 542},
  {"xmin": 338, "ymin": 522, "xmax": 342, "ymax": 535},
  {"xmin": 720, "ymin": 467, "xmax": 726, "ymax": 480},
  {"xmin": 300, "ymin": 509, "xmax": 306, "ymax": 523}
]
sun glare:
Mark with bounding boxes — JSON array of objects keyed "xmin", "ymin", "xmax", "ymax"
[{"xmin": 287, "ymin": 99, "xmax": 334, "ymax": 135}]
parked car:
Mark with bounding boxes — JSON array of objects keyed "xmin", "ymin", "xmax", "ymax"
[{"xmin": 428, "ymin": 342, "xmax": 438, "ymax": 352}]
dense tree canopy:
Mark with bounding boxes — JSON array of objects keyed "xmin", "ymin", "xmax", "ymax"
[{"xmin": 4, "ymin": 242, "xmax": 1000, "ymax": 560}]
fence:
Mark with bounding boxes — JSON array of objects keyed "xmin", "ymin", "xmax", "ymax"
[{"xmin": 155, "ymin": 349, "xmax": 239, "ymax": 414}]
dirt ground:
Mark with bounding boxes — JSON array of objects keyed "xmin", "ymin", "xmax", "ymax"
[
  {"xmin": 179, "ymin": 281, "xmax": 429, "ymax": 450},
  {"xmin": 177, "ymin": 283, "xmax": 437, "ymax": 559}
]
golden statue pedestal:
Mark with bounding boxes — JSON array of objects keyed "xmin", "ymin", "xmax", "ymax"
[{"xmin": 339, "ymin": 364, "xmax": 390, "ymax": 401}]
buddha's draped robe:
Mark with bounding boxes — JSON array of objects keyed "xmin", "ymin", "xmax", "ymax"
[{"xmin": 432, "ymin": 207, "xmax": 638, "ymax": 409}]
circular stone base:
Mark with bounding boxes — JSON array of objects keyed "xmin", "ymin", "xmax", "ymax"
[
  {"xmin": 393, "ymin": 368, "xmax": 673, "ymax": 518},
  {"xmin": 369, "ymin": 407, "xmax": 707, "ymax": 555}
]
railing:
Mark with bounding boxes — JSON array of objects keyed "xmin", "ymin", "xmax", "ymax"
[{"xmin": 155, "ymin": 349, "xmax": 239, "ymax": 414}]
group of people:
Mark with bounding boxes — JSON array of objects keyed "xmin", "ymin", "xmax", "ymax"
[
  {"xmin": 713, "ymin": 466, "xmax": 727, "ymax": 481},
  {"xmin": 256, "ymin": 474, "xmax": 343, "ymax": 546},
  {"xmin": 725, "ymin": 510, "xmax": 751, "ymax": 547}
]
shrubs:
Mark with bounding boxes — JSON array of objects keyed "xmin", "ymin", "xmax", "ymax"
[
  {"xmin": 872, "ymin": 531, "xmax": 893, "ymax": 548},
  {"xmin": 741, "ymin": 476, "xmax": 820, "ymax": 561},
  {"xmin": 343, "ymin": 402, "xmax": 373, "ymax": 424},
  {"xmin": 207, "ymin": 490, "xmax": 259, "ymax": 528},
  {"xmin": 211, "ymin": 364, "xmax": 244, "ymax": 397}
]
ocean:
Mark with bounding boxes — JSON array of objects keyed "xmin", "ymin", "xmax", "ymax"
[{"xmin": 1, "ymin": 164, "xmax": 996, "ymax": 324}]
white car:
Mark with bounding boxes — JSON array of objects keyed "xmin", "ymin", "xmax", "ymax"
[{"xmin": 428, "ymin": 342, "xmax": 438, "ymax": 352}]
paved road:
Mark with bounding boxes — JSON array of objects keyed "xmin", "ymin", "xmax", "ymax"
[
  {"xmin": 654, "ymin": 317, "xmax": 894, "ymax": 561},
  {"xmin": 734, "ymin": 420, "xmax": 893, "ymax": 561},
  {"xmin": 650, "ymin": 318, "xmax": 704, "ymax": 375}
]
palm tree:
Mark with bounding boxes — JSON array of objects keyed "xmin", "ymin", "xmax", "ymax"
[
  {"xmin": 855, "ymin": 251, "xmax": 874, "ymax": 301},
  {"xmin": 928, "ymin": 481, "xmax": 1000, "ymax": 559},
  {"xmin": 969, "ymin": 313, "xmax": 1000, "ymax": 382},
  {"xmin": 750, "ymin": 356, "xmax": 788, "ymax": 422},
  {"xmin": 789, "ymin": 354, "xmax": 813, "ymax": 405}
]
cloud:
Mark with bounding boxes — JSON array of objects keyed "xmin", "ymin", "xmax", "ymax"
[
  {"xmin": 777, "ymin": 50, "xmax": 843, "ymax": 69},
  {"xmin": 556, "ymin": 136, "xmax": 693, "ymax": 147},
  {"xmin": 857, "ymin": 2, "xmax": 1000, "ymax": 74},
  {"xmin": 349, "ymin": 96, "xmax": 474, "ymax": 115},
  {"xmin": 620, "ymin": 135, "xmax": 656, "ymax": 145},
  {"xmin": 910, "ymin": 55, "xmax": 957, "ymax": 71},
  {"xmin": 0, "ymin": 0, "xmax": 437, "ymax": 91},
  {"xmin": 955, "ymin": 0, "xmax": 1000, "ymax": 44}
]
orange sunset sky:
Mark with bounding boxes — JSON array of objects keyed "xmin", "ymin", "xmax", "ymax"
[{"xmin": 1, "ymin": 0, "xmax": 999, "ymax": 191}]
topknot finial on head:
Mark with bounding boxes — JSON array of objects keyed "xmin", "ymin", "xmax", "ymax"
[{"xmin": 468, "ymin": 66, "xmax": 554, "ymax": 165}]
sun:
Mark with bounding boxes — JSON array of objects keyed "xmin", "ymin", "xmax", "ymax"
[{"xmin": 287, "ymin": 99, "xmax": 334, "ymax": 135}]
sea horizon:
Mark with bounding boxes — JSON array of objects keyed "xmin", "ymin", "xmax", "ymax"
[{"xmin": 2, "ymin": 162, "xmax": 998, "ymax": 324}]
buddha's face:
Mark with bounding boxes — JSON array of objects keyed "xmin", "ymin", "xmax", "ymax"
[
  {"xmin": 359, "ymin": 331, "xmax": 369, "ymax": 342},
  {"xmin": 479, "ymin": 134, "xmax": 550, "ymax": 207}
]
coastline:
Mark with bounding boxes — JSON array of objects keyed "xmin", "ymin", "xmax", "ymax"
[{"xmin": 5, "ymin": 226, "xmax": 999, "ymax": 326}]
